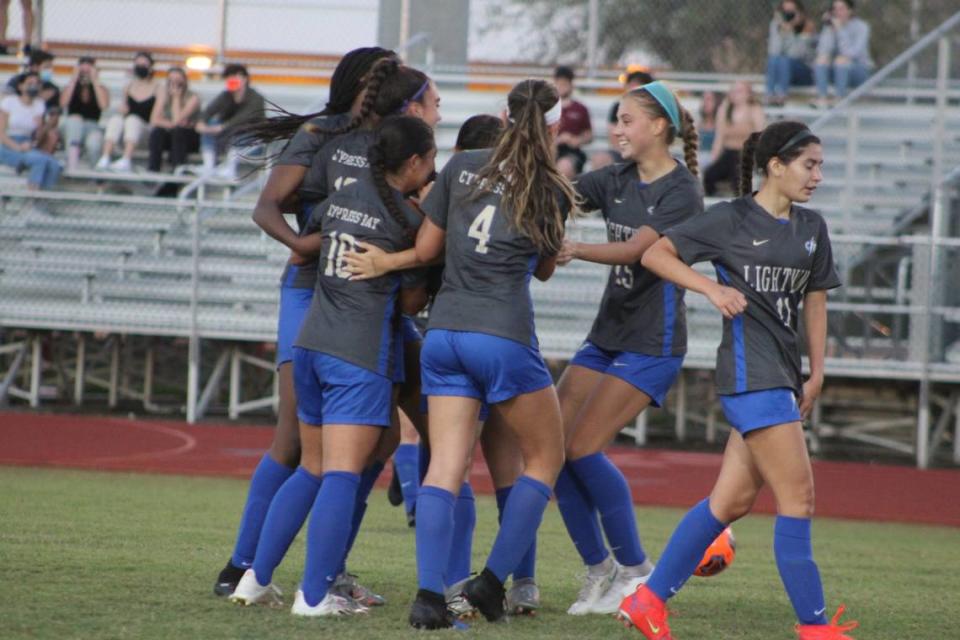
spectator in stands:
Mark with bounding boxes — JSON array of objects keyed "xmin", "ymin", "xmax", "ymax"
[
  {"xmin": 703, "ymin": 81, "xmax": 765, "ymax": 196},
  {"xmin": 60, "ymin": 56, "xmax": 109, "ymax": 171},
  {"xmin": 195, "ymin": 63, "xmax": 265, "ymax": 179},
  {"xmin": 33, "ymin": 104, "xmax": 60, "ymax": 154},
  {"xmin": 766, "ymin": 0, "xmax": 817, "ymax": 106},
  {"xmin": 5, "ymin": 49, "xmax": 59, "ymax": 109},
  {"xmin": 553, "ymin": 65, "xmax": 592, "ymax": 179},
  {"xmin": 147, "ymin": 67, "xmax": 199, "ymax": 173},
  {"xmin": 0, "ymin": 71, "xmax": 61, "ymax": 190},
  {"xmin": 96, "ymin": 52, "xmax": 160, "ymax": 172},
  {"xmin": 590, "ymin": 67, "xmax": 653, "ymax": 171},
  {"xmin": 698, "ymin": 90, "xmax": 720, "ymax": 155},
  {"xmin": 0, "ymin": 0, "xmax": 33, "ymax": 55},
  {"xmin": 814, "ymin": 0, "xmax": 872, "ymax": 108}
]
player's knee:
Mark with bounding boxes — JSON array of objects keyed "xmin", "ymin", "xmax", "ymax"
[
  {"xmin": 268, "ymin": 442, "xmax": 300, "ymax": 469},
  {"xmin": 709, "ymin": 490, "xmax": 757, "ymax": 523}
]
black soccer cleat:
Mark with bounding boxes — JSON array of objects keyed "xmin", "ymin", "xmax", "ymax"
[
  {"xmin": 388, "ymin": 467, "xmax": 404, "ymax": 507},
  {"xmin": 213, "ymin": 560, "xmax": 246, "ymax": 597},
  {"xmin": 462, "ymin": 568, "xmax": 506, "ymax": 622},
  {"xmin": 406, "ymin": 507, "xmax": 416, "ymax": 528},
  {"xmin": 409, "ymin": 589, "xmax": 455, "ymax": 629}
]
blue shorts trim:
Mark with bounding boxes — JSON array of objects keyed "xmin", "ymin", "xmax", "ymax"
[
  {"xmin": 719, "ymin": 388, "xmax": 801, "ymax": 434},
  {"xmin": 293, "ymin": 348, "xmax": 393, "ymax": 427},
  {"xmin": 401, "ymin": 316, "xmax": 423, "ymax": 344},
  {"xmin": 420, "ymin": 329, "xmax": 554, "ymax": 405},
  {"xmin": 276, "ymin": 271, "xmax": 313, "ymax": 368},
  {"xmin": 569, "ymin": 341, "xmax": 683, "ymax": 408}
]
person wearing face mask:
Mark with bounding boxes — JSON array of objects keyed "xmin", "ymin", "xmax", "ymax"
[
  {"xmin": 813, "ymin": 0, "xmax": 872, "ymax": 109},
  {"xmin": 60, "ymin": 56, "xmax": 109, "ymax": 171},
  {"xmin": 765, "ymin": 0, "xmax": 817, "ymax": 106},
  {"xmin": 5, "ymin": 49, "xmax": 59, "ymax": 109},
  {"xmin": 195, "ymin": 63, "xmax": 265, "ymax": 179},
  {"xmin": 96, "ymin": 52, "xmax": 160, "ymax": 172},
  {"xmin": 147, "ymin": 67, "xmax": 199, "ymax": 174},
  {"xmin": 0, "ymin": 71, "xmax": 62, "ymax": 190}
]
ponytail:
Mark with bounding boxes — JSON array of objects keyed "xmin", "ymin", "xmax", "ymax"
[
  {"xmin": 739, "ymin": 132, "xmax": 762, "ymax": 196},
  {"xmin": 679, "ymin": 106, "xmax": 700, "ymax": 177},
  {"xmin": 473, "ymin": 79, "xmax": 578, "ymax": 255}
]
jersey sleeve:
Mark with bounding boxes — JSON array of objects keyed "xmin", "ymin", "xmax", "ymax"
[
  {"xmin": 646, "ymin": 181, "xmax": 704, "ymax": 235},
  {"xmin": 807, "ymin": 218, "xmax": 842, "ymax": 291},
  {"xmin": 664, "ymin": 204, "xmax": 735, "ymax": 265},
  {"xmin": 277, "ymin": 121, "xmax": 324, "ymax": 167},
  {"xmin": 572, "ymin": 168, "xmax": 608, "ymax": 213},
  {"xmin": 421, "ymin": 160, "xmax": 454, "ymax": 230}
]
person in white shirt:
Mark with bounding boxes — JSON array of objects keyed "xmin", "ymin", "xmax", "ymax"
[{"xmin": 0, "ymin": 71, "xmax": 61, "ymax": 189}]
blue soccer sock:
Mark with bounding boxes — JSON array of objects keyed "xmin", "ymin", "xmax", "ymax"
[
  {"xmin": 446, "ymin": 482, "xmax": 476, "ymax": 586},
  {"xmin": 570, "ymin": 452, "xmax": 647, "ymax": 567},
  {"xmin": 415, "ymin": 485, "xmax": 456, "ymax": 594},
  {"xmin": 336, "ymin": 461, "xmax": 384, "ymax": 575},
  {"xmin": 553, "ymin": 463, "xmax": 609, "ymax": 567},
  {"xmin": 646, "ymin": 498, "xmax": 727, "ymax": 602},
  {"xmin": 486, "ymin": 475, "xmax": 551, "ymax": 583},
  {"xmin": 251, "ymin": 466, "xmax": 322, "ymax": 585},
  {"xmin": 231, "ymin": 454, "xmax": 295, "ymax": 569},
  {"xmin": 301, "ymin": 471, "xmax": 360, "ymax": 607},
  {"xmin": 495, "ymin": 485, "xmax": 538, "ymax": 580},
  {"xmin": 775, "ymin": 516, "xmax": 827, "ymax": 625},
  {"xmin": 417, "ymin": 442, "xmax": 430, "ymax": 484},
  {"xmin": 394, "ymin": 443, "xmax": 420, "ymax": 515}
]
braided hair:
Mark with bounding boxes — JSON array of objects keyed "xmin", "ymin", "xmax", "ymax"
[
  {"xmin": 739, "ymin": 120, "xmax": 821, "ymax": 195},
  {"xmin": 368, "ymin": 115, "xmax": 436, "ymax": 242}
]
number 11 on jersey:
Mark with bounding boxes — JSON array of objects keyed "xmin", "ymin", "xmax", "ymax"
[{"xmin": 468, "ymin": 205, "xmax": 495, "ymax": 254}]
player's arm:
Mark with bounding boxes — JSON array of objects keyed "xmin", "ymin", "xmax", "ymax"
[
  {"xmin": 251, "ymin": 165, "xmax": 308, "ymax": 251},
  {"xmin": 641, "ymin": 236, "xmax": 746, "ymax": 319},
  {"xmin": 399, "ymin": 285, "xmax": 428, "ymax": 315},
  {"xmin": 558, "ymin": 225, "xmax": 660, "ymax": 266},
  {"xmin": 799, "ymin": 289, "xmax": 828, "ymax": 418},
  {"xmin": 534, "ymin": 254, "xmax": 558, "ymax": 281}
]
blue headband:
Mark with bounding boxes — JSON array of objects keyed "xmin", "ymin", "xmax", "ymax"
[
  {"xmin": 399, "ymin": 80, "xmax": 430, "ymax": 114},
  {"xmin": 638, "ymin": 81, "xmax": 681, "ymax": 132}
]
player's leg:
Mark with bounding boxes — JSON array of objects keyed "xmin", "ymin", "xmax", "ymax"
[{"xmin": 391, "ymin": 408, "xmax": 421, "ymax": 519}]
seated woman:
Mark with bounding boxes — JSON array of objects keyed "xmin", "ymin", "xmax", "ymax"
[
  {"xmin": 703, "ymin": 81, "xmax": 765, "ymax": 196},
  {"xmin": 0, "ymin": 71, "xmax": 61, "ymax": 190},
  {"xmin": 148, "ymin": 67, "xmax": 200, "ymax": 172},
  {"xmin": 765, "ymin": 0, "xmax": 817, "ymax": 106},
  {"xmin": 96, "ymin": 52, "xmax": 160, "ymax": 171}
]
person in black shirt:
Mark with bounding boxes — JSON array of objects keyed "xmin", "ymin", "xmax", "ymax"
[
  {"xmin": 61, "ymin": 56, "xmax": 109, "ymax": 171},
  {"xmin": 619, "ymin": 121, "xmax": 856, "ymax": 640},
  {"xmin": 97, "ymin": 52, "xmax": 159, "ymax": 172}
]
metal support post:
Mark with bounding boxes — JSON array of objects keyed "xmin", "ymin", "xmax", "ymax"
[
  {"xmin": 633, "ymin": 411, "xmax": 647, "ymax": 446},
  {"xmin": 674, "ymin": 370, "xmax": 687, "ymax": 441},
  {"xmin": 143, "ymin": 346, "xmax": 154, "ymax": 409},
  {"xmin": 186, "ymin": 203, "xmax": 201, "ymax": 424},
  {"xmin": 74, "ymin": 333, "xmax": 85, "ymax": 405},
  {"xmin": 586, "ymin": 0, "xmax": 600, "ymax": 79},
  {"xmin": 108, "ymin": 337, "xmax": 120, "ymax": 408},
  {"xmin": 229, "ymin": 346, "xmax": 241, "ymax": 420},
  {"xmin": 217, "ymin": 0, "xmax": 228, "ymax": 64}
]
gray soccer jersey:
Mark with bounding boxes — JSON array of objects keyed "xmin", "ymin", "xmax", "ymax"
[
  {"xmin": 294, "ymin": 179, "xmax": 426, "ymax": 378},
  {"xmin": 574, "ymin": 161, "xmax": 703, "ymax": 356},
  {"xmin": 665, "ymin": 196, "xmax": 841, "ymax": 396},
  {"xmin": 421, "ymin": 149, "xmax": 569, "ymax": 347}
]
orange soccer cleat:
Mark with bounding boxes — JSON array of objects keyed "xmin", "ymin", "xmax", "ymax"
[
  {"xmin": 796, "ymin": 605, "xmax": 859, "ymax": 639},
  {"xmin": 616, "ymin": 585, "xmax": 673, "ymax": 639}
]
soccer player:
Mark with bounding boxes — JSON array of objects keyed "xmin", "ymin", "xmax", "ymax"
[
  {"xmin": 553, "ymin": 81, "xmax": 703, "ymax": 615},
  {"xmin": 408, "ymin": 79, "xmax": 575, "ymax": 629},
  {"xmin": 214, "ymin": 46, "xmax": 394, "ymax": 598},
  {"xmin": 232, "ymin": 115, "xmax": 436, "ymax": 616},
  {"xmin": 618, "ymin": 121, "xmax": 857, "ymax": 640}
]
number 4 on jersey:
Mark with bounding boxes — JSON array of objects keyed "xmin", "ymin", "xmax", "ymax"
[{"xmin": 468, "ymin": 205, "xmax": 495, "ymax": 254}]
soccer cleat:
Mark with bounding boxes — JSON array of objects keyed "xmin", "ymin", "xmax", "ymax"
[
  {"xmin": 406, "ymin": 508, "xmax": 416, "ymax": 528},
  {"xmin": 617, "ymin": 585, "xmax": 672, "ymax": 639},
  {"xmin": 229, "ymin": 569, "xmax": 283, "ymax": 606},
  {"xmin": 291, "ymin": 588, "xmax": 366, "ymax": 617},
  {"xmin": 566, "ymin": 560, "xmax": 618, "ymax": 615},
  {"xmin": 387, "ymin": 468, "xmax": 404, "ymax": 506},
  {"xmin": 409, "ymin": 589, "xmax": 456, "ymax": 629},
  {"xmin": 462, "ymin": 568, "xmax": 507, "ymax": 622},
  {"xmin": 445, "ymin": 578, "xmax": 478, "ymax": 619},
  {"xmin": 796, "ymin": 605, "xmax": 858, "ymax": 639},
  {"xmin": 331, "ymin": 572, "xmax": 385, "ymax": 607},
  {"xmin": 213, "ymin": 559, "xmax": 246, "ymax": 597},
  {"xmin": 506, "ymin": 577, "xmax": 541, "ymax": 615},
  {"xmin": 594, "ymin": 562, "xmax": 655, "ymax": 614}
]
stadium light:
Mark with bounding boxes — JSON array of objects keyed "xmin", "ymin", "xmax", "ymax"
[{"xmin": 185, "ymin": 55, "xmax": 213, "ymax": 71}]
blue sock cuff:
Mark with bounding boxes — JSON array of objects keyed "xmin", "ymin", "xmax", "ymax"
[
  {"xmin": 696, "ymin": 498, "xmax": 728, "ymax": 532},
  {"xmin": 419, "ymin": 484, "xmax": 456, "ymax": 506},
  {"xmin": 459, "ymin": 482, "xmax": 474, "ymax": 501},
  {"xmin": 261, "ymin": 453, "xmax": 296, "ymax": 475},
  {"xmin": 322, "ymin": 470, "xmax": 360, "ymax": 486},
  {"xmin": 775, "ymin": 515, "xmax": 812, "ymax": 539},
  {"xmin": 295, "ymin": 466, "xmax": 324, "ymax": 486},
  {"xmin": 569, "ymin": 451, "xmax": 605, "ymax": 471},
  {"xmin": 495, "ymin": 486, "xmax": 510, "ymax": 505},
  {"xmin": 517, "ymin": 475, "xmax": 552, "ymax": 500}
]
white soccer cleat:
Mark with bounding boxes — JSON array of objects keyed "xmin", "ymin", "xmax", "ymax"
[
  {"xmin": 593, "ymin": 561, "xmax": 655, "ymax": 614},
  {"xmin": 566, "ymin": 559, "xmax": 618, "ymax": 615},
  {"xmin": 291, "ymin": 588, "xmax": 368, "ymax": 617},
  {"xmin": 228, "ymin": 569, "xmax": 283, "ymax": 606}
]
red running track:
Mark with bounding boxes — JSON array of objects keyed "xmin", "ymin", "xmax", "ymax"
[{"xmin": 1, "ymin": 411, "xmax": 958, "ymax": 528}]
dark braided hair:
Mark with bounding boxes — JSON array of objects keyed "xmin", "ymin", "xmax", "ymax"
[
  {"xmin": 230, "ymin": 46, "xmax": 394, "ymax": 148},
  {"xmin": 739, "ymin": 120, "xmax": 821, "ymax": 195},
  {"xmin": 307, "ymin": 58, "xmax": 431, "ymax": 137},
  {"xmin": 368, "ymin": 115, "xmax": 436, "ymax": 242},
  {"xmin": 623, "ymin": 87, "xmax": 700, "ymax": 177}
]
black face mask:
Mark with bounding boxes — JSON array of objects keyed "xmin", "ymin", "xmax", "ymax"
[
  {"xmin": 25, "ymin": 86, "xmax": 40, "ymax": 97},
  {"xmin": 133, "ymin": 65, "xmax": 150, "ymax": 79},
  {"xmin": 782, "ymin": 10, "xmax": 796, "ymax": 21}
]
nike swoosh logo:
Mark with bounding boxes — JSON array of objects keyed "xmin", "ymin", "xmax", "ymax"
[
  {"xmin": 612, "ymin": 363, "xmax": 627, "ymax": 367},
  {"xmin": 815, "ymin": 607, "xmax": 826, "ymax": 616},
  {"xmin": 648, "ymin": 619, "xmax": 660, "ymax": 633},
  {"xmin": 614, "ymin": 198, "xmax": 624, "ymax": 204},
  {"xmin": 752, "ymin": 239, "xmax": 770, "ymax": 246}
]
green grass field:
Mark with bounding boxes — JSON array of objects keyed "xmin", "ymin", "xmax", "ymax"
[{"xmin": 2, "ymin": 466, "xmax": 958, "ymax": 639}]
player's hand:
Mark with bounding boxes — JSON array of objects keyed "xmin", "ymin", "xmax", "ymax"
[
  {"xmin": 799, "ymin": 375, "xmax": 823, "ymax": 420},
  {"xmin": 288, "ymin": 250, "xmax": 312, "ymax": 266},
  {"xmin": 707, "ymin": 284, "xmax": 747, "ymax": 319},
  {"xmin": 556, "ymin": 239, "xmax": 578, "ymax": 266},
  {"xmin": 343, "ymin": 241, "xmax": 388, "ymax": 280},
  {"xmin": 417, "ymin": 180, "xmax": 434, "ymax": 202}
]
